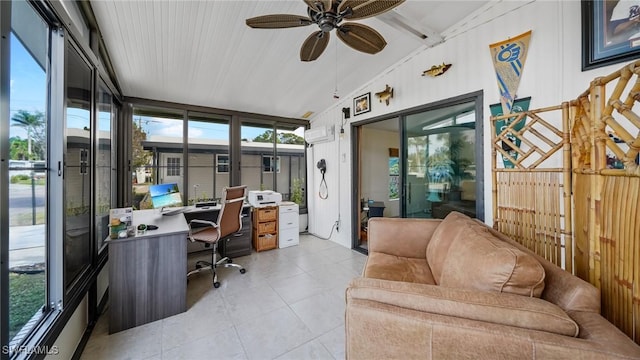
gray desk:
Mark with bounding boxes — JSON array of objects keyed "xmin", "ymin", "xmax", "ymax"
[{"xmin": 108, "ymin": 209, "xmax": 189, "ymax": 334}]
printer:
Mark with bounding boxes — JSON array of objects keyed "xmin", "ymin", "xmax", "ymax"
[{"xmin": 248, "ymin": 190, "xmax": 282, "ymax": 207}]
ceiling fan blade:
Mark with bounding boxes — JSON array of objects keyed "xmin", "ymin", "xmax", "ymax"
[
  {"xmin": 337, "ymin": 22, "xmax": 386, "ymax": 54},
  {"xmin": 300, "ymin": 31, "xmax": 330, "ymax": 62},
  {"xmin": 303, "ymin": 0, "xmax": 332, "ymax": 13},
  {"xmin": 338, "ymin": 0, "xmax": 405, "ymax": 20},
  {"xmin": 246, "ymin": 14, "xmax": 312, "ymax": 29}
]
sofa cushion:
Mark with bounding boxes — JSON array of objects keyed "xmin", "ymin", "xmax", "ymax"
[
  {"xmin": 428, "ymin": 212, "xmax": 545, "ymax": 297},
  {"xmin": 348, "ymin": 277, "xmax": 579, "ymax": 337},
  {"xmin": 364, "ymin": 252, "xmax": 435, "ymax": 284}
]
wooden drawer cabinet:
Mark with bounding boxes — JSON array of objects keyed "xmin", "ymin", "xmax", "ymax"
[
  {"xmin": 252, "ymin": 206, "xmax": 278, "ymax": 251},
  {"xmin": 256, "ymin": 207, "xmax": 277, "ymax": 222},
  {"xmin": 257, "ymin": 221, "xmax": 276, "ymax": 233}
]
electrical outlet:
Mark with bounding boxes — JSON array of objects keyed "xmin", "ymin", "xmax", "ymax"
[{"xmin": 335, "ymin": 220, "xmax": 340, "ymax": 232}]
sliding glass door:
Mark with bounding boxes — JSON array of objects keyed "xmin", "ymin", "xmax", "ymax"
[{"xmin": 403, "ymin": 101, "xmax": 478, "ymax": 219}]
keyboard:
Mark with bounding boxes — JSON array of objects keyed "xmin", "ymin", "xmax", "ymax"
[
  {"xmin": 161, "ymin": 207, "xmax": 187, "ymax": 216},
  {"xmin": 195, "ymin": 201, "xmax": 217, "ymax": 208}
]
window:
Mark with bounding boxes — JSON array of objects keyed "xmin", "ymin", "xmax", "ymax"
[
  {"xmin": 275, "ymin": 125, "xmax": 305, "ymax": 205},
  {"xmin": 241, "ymin": 123, "xmax": 275, "ymax": 191},
  {"xmin": 64, "ymin": 43, "xmax": 93, "ymax": 290},
  {"xmin": 217, "ymin": 154, "xmax": 230, "ymax": 173},
  {"xmin": 131, "ymin": 108, "xmax": 184, "ymax": 209},
  {"xmin": 187, "ymin": 114, "xmax": 229, "ymax": 204},
  {"xmin": 95, "ymin": 80, "xmax": 115, "ymax": 253},
  {"xmin": 167, "ymin": 157, "xmax": 181, "ymax": 176},
  {"xmin": 262, "ymin": 156, "xmax": 280, "ymax": 173},
  {"xmin": 389, "ymin": 148, "xmax": 399, "ymax": 200},
  {"xmin": 6, "ymin": 1, "xmax": 50, "ymax": 348}
]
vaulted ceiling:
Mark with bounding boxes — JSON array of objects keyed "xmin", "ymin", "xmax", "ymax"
[{"xmin": 90, "ymin": 0, "xmax": 489, "ymax": 120}]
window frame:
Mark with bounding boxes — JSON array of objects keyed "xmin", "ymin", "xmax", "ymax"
[
  {"xmin": 262, "ymin": 155, "xmax": 281, "ymax": 173},
  {"xmin": 166, "ymin": 157, "xmax": 181, "ymax": 177},
  {"xmin": 216, "ymin": 154, "xmax": 230, "ymax": 174}
]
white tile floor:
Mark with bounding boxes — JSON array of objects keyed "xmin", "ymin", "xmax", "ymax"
[{"xmin": 81, "ymin": 234, "xmax": 367, "ymax": 360}]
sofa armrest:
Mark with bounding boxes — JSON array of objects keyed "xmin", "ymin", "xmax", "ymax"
[
  {"xmin": 367, "ymin": 218, "xmax": 441, "ymax": 258},
  {"xmin": 347, "ymin": 277, "xmax": 579, "ymax": 337}
]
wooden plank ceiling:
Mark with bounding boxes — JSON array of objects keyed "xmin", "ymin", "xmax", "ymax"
[{"xmin": 90, "ymin": 0, "xmax": 489, "ymax": 119}]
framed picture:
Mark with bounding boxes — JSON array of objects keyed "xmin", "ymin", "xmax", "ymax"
[
  {"xmin": 582, "ymin": 0, "xmax": 640, "ymax": 70},
  {"xmin": 354, "ymin": 92, "xmax": 371, "ymax": 116}
]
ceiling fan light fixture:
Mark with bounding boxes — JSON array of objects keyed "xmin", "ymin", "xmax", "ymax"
[{"xmin": 246, "ymin": 0, "xmax": 404, "ymax": 61}]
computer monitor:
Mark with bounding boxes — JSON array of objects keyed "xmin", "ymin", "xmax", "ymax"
[{"xmin": 149, "ymin": 183, "xmax": 183, "ymax": 210}]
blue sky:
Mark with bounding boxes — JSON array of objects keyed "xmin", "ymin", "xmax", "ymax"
[
  {"xmin": 10, "ymin": 32, "xmax": 46, "ymax": 140},
  {"xmin": 135, "ymin": 116, "xmax": 305, "ymax": 141}
]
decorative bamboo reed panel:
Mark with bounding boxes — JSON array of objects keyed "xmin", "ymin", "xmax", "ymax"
[
  {"xmin": 494, "ymin": 172, "xmax": 566, "ymax": 268},
  {"xmin": 598, "ymin": 176, "xmax": 639, "ymax": 337},
  {"xmin": 572, "ymin": 173, "xmax": 592, "ymax": 282},
  {"xmin": 491, "ymin": 104, "xmax": 572, "ymax": 272},
  {"xmin": 568, "ymin": 59, "xmax": 640, "ymax": 344}
]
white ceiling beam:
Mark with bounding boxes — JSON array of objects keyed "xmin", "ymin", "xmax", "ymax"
[{"xmin": 377, "ymin": 9, "xmax": 444, "ymax": 47}]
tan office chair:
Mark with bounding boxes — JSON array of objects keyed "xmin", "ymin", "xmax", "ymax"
[{"xmin": 187, "ymin": 185, "xmax": 247, "ymax": 288}]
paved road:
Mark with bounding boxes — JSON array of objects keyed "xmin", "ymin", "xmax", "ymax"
[
  {"xmin": 9, "ymin": 183, "xmax": 45, "ymax": 214},
  {"xmin": 8, "ymin": 184, "xmax": 46, "ymax": 266}
]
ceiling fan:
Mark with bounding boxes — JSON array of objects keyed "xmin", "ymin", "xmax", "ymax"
[{"xmin": 246, "ymin": 0, "xmax": 405, "ymax": 61}]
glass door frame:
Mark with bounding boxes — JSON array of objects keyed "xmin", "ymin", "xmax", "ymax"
[{"xmin": 351, "ymin": 90, "xmax": 484, "ymax": 252}]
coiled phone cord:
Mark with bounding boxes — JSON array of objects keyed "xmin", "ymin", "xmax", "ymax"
[{"xmin": 318, "ymin": 170, "xmax": 328, "ymax": 199}]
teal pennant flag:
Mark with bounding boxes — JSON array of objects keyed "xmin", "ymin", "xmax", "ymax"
[{"xmin": 490, "ymin": 97, "xmax": 531, "ymax": 168}]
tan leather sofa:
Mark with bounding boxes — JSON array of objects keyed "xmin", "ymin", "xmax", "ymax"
[{"xmin": 346, "ymin": 212, "xmax": 640, "ymax": 359}]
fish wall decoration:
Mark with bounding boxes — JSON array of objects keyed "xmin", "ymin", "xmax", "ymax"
[
  {"xmin": 422, "ymin": 63, "xmax": 452, "ymax": 77},
  {"xmin": 375, "ymin": 84, "xmax": 394, "ymax": 106}
]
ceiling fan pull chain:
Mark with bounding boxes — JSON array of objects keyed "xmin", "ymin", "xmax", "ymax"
[{"xmin": 334, "ymin": 39, "xmax": 339, "ymax": 99}]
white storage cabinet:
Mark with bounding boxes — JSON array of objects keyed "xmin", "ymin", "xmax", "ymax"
[{"xmin": 278, "ymin": 202, "xmax": 299, "ymax": 248}]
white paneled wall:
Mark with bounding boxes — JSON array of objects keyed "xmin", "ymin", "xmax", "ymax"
[
  {"xmin": 307, "ymin": 0, "xmax": 628, "ymax": 248},
  {"xmin": 360, "ymin": 127, "xmax": 400, "ymax": 218}
]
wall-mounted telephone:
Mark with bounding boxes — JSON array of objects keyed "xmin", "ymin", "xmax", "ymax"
[
  {"xmin": 317, "ymin": 159, "xmax": 328, "ymax": 199},
  {"xmin": 317, "ymin": 159, "xmax": 326, "ymax": 174}
]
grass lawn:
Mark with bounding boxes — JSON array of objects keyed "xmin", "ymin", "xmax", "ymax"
[
  {"xmin": 9, "ymin": 272, "xmax": 45, "ymax": 340},
  {"xmin": 10, "ymin": 211, "xmax": 45, "ymax": 226},
  {"xmin": 12, "ymin": 178, "xmax": 45, "ymax": 186}
]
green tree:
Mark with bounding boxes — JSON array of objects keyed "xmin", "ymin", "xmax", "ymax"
[
  {"xmin": 253, "ymin": 130, "xmax": 304, "ymax": 145},
  {"xmin": 253, "ymin": 130, "xmax": 276, "ymax": 143},
  {"xmin": 132, "ymin": 122, "xmax": 152, "ymax": 168},
  {"xmin": 11, "ymin": 110, "xmax": 45, "ymax": 159},
  {"xmin": 278, "ymin": 132, "xmax": 305, "ymax": 145},
  {"xmin": 9, "ymin": 137, "xmax": 29, "ymax": 160},
  {"xmin": 290, "ymin": 178, "xmax": 303, "ymax": 205}
]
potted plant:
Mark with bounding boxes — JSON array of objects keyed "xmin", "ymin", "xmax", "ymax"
[
  {"xmin": 290, "ymin": 178, "xmax": 303, "ymax": 205},
  {"xmin": 290, "ymin": 178, "xmax": 307, "ymax": 232}
]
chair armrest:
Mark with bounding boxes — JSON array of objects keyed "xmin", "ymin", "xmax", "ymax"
[
  {"xmin": 367, "ymin": 218, "xmax": 441, "ymax": 258},
  {"xmin": 347, "ymin": 277, "xmax": 579, "ymax": 337},
  {"xmin": 188, "ymin": 219, "xmax": 219, "ymax": 242},
  {"xmin": 189, "ymin": 219, "xmax": 219, "ymax": 228}
]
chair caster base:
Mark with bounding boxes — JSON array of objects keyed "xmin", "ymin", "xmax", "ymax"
[
  {"xmin": 213, "ymin": 281, "xmax": 221, "ymax": 288},
  {"xmin": 240, "ymin": 268, "xmax": 246, "ymax": 274},
  {"xmin": 227, "ymin": 259, "xmax": 233, "ymax": 263}
]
